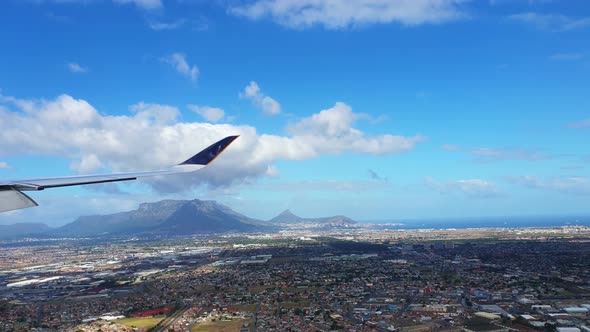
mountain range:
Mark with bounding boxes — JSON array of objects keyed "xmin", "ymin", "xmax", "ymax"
[{"xmin": 0, "ymin": 199, "xmax": 357, "ymax": 239}]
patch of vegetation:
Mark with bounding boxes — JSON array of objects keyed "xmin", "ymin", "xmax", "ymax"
[{"xmin": 114, "ymin": 317, "xmax": 164, "ymax": 329}]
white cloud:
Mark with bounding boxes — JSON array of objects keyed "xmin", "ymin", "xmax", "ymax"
[
  {"xmin": 70, "ymin": 154, "xmax": 103, "ymax": 174},
  {"xmin": 469, "ymin": 147, "xmax": 549, "ymax": 162},
  {"xmin": 508, "ymin": 12, "xmax": 590, "ymax": 31},
  {"xmin": 229, "ymin": 0, "xmax": 468, "ymax": 29},
  {"xmin": 0, "ymin": 162, "xmax": 11, "ymax": 170},
  {"xmin": 509, "ymin": 175, "xmax": 590, "ymax": 195},
  {"xmin": 149, "ymin": 19, "xmax": 185, "ymax": 31},
  {"xmin": 67, "ymin": 62, "xmax": 88, "ymax": 73},
  {"xmin": 287, "ymin": 102, "xmax": 425, "ymax": 155},
  {"xmin": 425, "ymin": 177, "xmax": 500, "ymax": 197},
  {"xmin": 550, "ymin": 53, "xmax": 584, "ymax": 60},
  {"xmin": 568, "ymin": 119, "xmax": 590, "ymax": 128},
  {"xmin": 188, "ymin": 105, "xmax": 225, "ymax": 122},
  {"xmin": 0, "ymin": 93, "xmax": 424, "ymax": 192},
  {"xmin": 113, "ymin": 0, "xmax": 162, "ymax": 10},
  {"xmin": 240, "ymin": 81, "xmax": 281, "ymax": 115},
  {"xmin": 161, "ymin": 53, "xmax": 199, "ymax": 82},
  {"xmin": 130, "ymin": 102, "xmax": 180, "ymax": 125}
]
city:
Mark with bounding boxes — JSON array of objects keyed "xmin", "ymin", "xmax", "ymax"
[{"xmin": 1, "ymin": 226, "xmax": 589, "ymax": 331}]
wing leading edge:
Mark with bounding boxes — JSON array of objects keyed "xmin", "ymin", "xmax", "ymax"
[{"xmin": 0, "ymin": 135, "xmax": 239, "ymax": 213}]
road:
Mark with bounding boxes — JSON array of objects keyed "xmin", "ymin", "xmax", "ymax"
[
  {"xmin": 250, "ymin": 302, "xmax": 260, "ymax": 332},
  {"xmin": 152, "ymin": 306, "xmax": 189, "ymax": 332}
]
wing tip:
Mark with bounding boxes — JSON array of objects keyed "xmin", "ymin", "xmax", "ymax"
[{"xmin": 180, "ymin": 135, "xmax": 239, "ymax": 166}]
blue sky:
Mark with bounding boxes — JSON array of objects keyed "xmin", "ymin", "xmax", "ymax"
[{"xmin": 1, "ymin": 0, "xmax": 589, "ymax": 226}]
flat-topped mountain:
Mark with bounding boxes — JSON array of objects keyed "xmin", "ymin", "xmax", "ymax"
[
  {"xmin": 58, "ymin": 199, "xmax": 262, "ymax": 236},
  {"xmin": 156, "ymin": 200, "xmax": 259, "ymax": 234}
]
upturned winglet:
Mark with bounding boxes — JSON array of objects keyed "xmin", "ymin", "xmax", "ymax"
[{"xmin": 180, "ymin": 135, "xmax": 239, "ymax": 166}]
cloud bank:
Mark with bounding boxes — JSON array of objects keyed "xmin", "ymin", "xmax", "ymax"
[
  {"xmin": 0, "ymin": 93, "xmax": 424, "ymax": 192},
  {"xmin": 229, "ymin": 0, "xmax": 468, "ymax": 29}
]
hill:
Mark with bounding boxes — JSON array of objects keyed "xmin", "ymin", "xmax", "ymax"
[{"xmin": 268, "ymin": 209, "xmax": 356, "ymax": 227}]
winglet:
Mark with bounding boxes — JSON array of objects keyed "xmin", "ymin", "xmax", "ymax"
[{"xmin": 180, "ymin": 135, "xmax": 239, "ymax": 166}]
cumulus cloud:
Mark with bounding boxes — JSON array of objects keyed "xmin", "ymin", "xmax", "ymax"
[
  {"xmin": 67, "ymin": 62, "xmax": 88, "ymax": 73},
  {"xmin": 0, "ymin": 162, "xmax": 11, "ymax": 170},
  {"xmin": 161, "ymin": 53, "xmax": 199, "ymax": 82},
  {"xmin": 70, "ymin": 154, "xmax": 103, "ymax": 174},
  {"xmin": 130, "ymin": 102, "xmax": 180, "ymax": 125},
  {"xmin": 508, "ymin": 12, "xmax": 590, "ymax": 31},
  {"xmin": 188, "ymin": 104, "xmax": 225, "ymax": 122},
  {"xmin": 0, "ymin": 93, "xmax": 424, "ymax": 193},
  {"xmin": 240, "ymin": 81, "xmax": 281, "ymax": 115},
  {"xmin": 425, "ymin": 177, "xmax": 500, "ymax": 197},
  {"xmin": 509, "ymin": 175, "xmax": 590, "ymax": 195},
  {"xmin": 229, "ymin": 0, "xmax": 468, "ymax": 29},
  {"xmin": 288, "ymin": 102, "xmax": 425, "ymax": 155}
]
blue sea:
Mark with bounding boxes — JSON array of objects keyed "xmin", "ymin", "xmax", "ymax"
[{"xmin": 361, "ymin": 215, "xmax": 590, "ymax": 230}]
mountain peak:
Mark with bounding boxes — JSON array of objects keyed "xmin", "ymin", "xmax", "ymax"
[
  {"xmin": 270, "ymin": 209, "xmax": 304, "ymax": 223},
  {"xmin": 279, "ymin": 209, "xmax": 298, "ymax": 218}
]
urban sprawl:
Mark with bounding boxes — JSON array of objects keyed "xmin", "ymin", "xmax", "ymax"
[{"xmin": 1, "ymin": 226, "xmax": 590, "ymax": 332}]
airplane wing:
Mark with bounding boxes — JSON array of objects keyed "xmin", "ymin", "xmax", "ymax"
[{"xmin": 0, "ymin": 135, "xmax": 239, "ymax": 213}]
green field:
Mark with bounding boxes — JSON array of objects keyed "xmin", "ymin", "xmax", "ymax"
[
  {"xmin": 192, "ymin": 319, "xmax": 249, "ymax": 332},
  {"xmin": 114, "ymin": 317, "xmax": 164, "ymax": 329}
]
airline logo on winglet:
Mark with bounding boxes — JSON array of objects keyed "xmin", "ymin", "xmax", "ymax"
[{"xmin": 180, "ymin": 135, "xmax": 239, "ymax": 166}]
